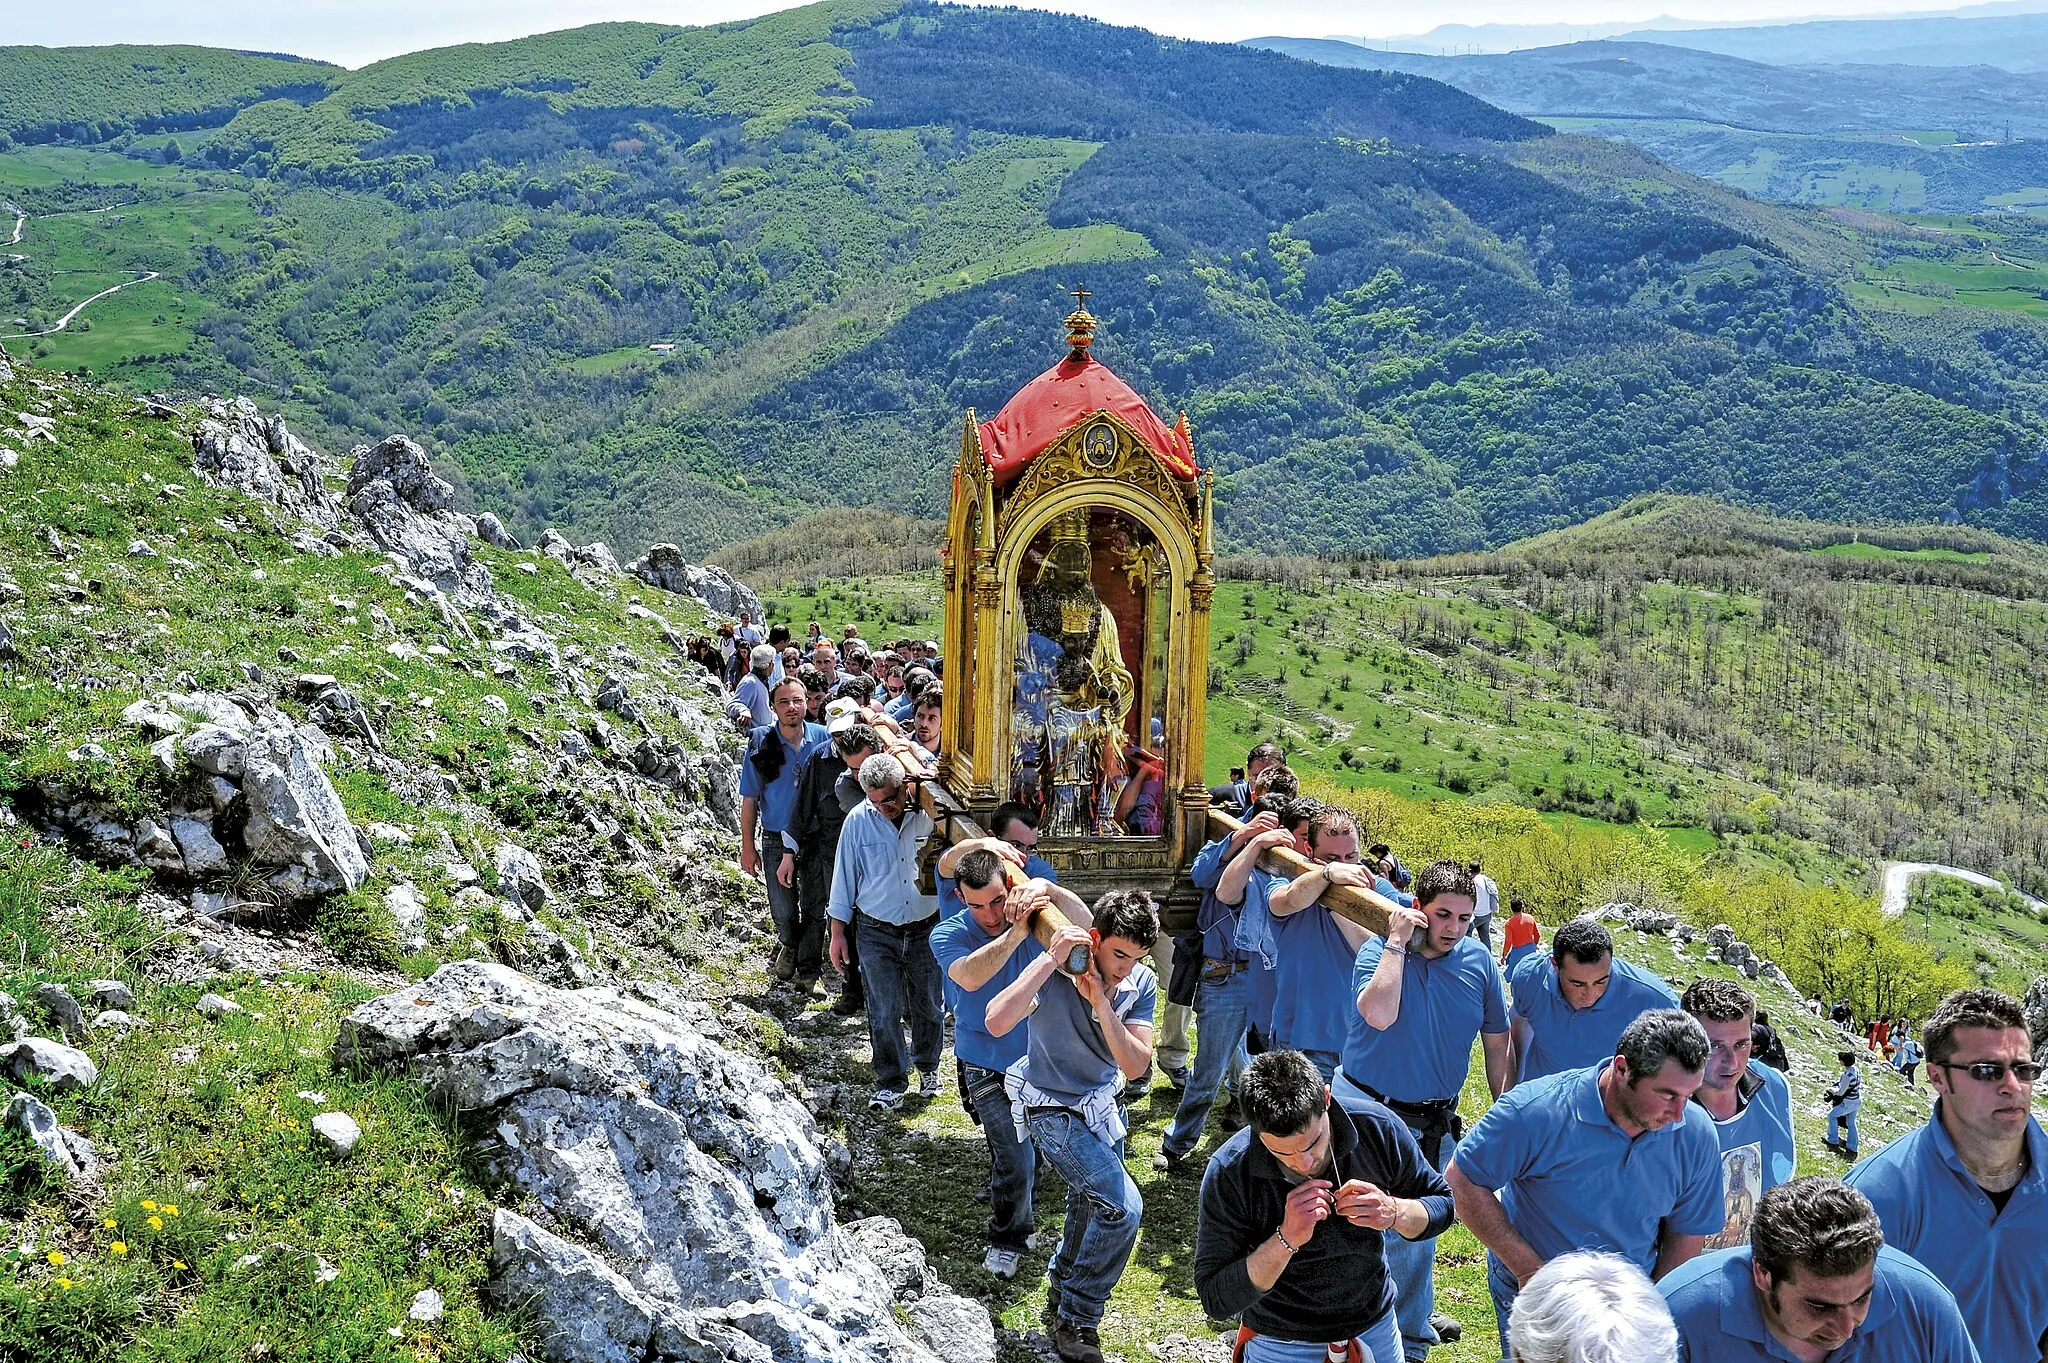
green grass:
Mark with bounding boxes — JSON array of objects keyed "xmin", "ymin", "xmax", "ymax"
[
  {"xmin": 565, "ymin": 344, "xmax": 664, "ymax": 376},
  {"xmin": 1897, "ymin": 875, "xmax": 2048, "ymax": 996},
  {"xmin": 1811, "ymin": 540, "xmax": 1990, "ymax": 563}
]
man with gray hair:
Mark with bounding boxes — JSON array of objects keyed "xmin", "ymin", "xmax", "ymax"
[
  {"xmin": 1658, "ymin": 1178, "xmax": 1980, "ymax": 1362},
  {"xmin": 827, "ymin": 752, "xmax": 943, "ymax": 1112},
  {"xmin": 735, "ymin": 642, "xmax": 779, "ymax": 727},
  {"xmin": 1448, "ymin": 1010, "xmax": 1724, "ymax": 1362},
  {"xmin": 1508, "ymin": 1252, "xmax": 1677, "ymax": 1363}
]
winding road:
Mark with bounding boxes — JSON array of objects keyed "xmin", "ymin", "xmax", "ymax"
[
  {"xmin": 1881, "ymin": 861, "xmax": 2048, "ymax": 917},
  {"xmin": 0, "ymin": 201, "xmax": 160, "ymax": 342}
]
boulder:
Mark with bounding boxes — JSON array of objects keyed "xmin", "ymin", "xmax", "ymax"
[
  {"xmin": 338, "ymin": 962, "xmax": 939, "ymax": 1363},
  {"xmin": 1622, "ymin": 905, "xmax": 1679, "ymax": 936},
  {"xmin": 170, "ymin": 815, "xmax": 229, "ymax": 875},
  {"xmin": 841, "ymin": 1217, "xmax": 928, "ymax": 1300},
  {"xmin": 574, "ymin": 542, "xmax": 623, "ymax": 576},
  {"xmin": 345, "ymin": 435, "xmax": 493, "ymax": 606},
  {"xmin": 2027, "ymin": 978, "xmax": 2048, "ymax": 1068},
  {"xmin": 33, "ymin": 983, "xmax": 89, "ymax": 1042},
  {"xmin": 239, "ymin": 711, "xmax": 370, "ymax": 899},
  {"xmin": 2, "ymin": 1092, "xmax": 90, "ymax": 1182},
  {"xmin": 191, "ymin": 398, "xmax": 341, "ymax": 529},
  {"xmin": 626, "ymin": 545, "xmax": 762, "ymax": 621},
  {"xmin": 494, "ymin": 841, "xmax": 551, "ymax": 914},
  {"xmin": 408, "ymin": 1288, "xmax": 446, "ymax": 1323},
  {"xmin": 903, "ymin": 1294, "xmax": 996, "ymax": 1363},
  {"xmin": 196, "ymin": 992, "xmax": 243, "ymax": 1019},
  {"xmin": 86, "ymin": 980, "xmax": 134, "ymax": 1012},
  {"xmin": 1706, "ymin": 924, "xmax": 1737, "ymax": 952},
  {"xmin": 474, "ymin": 512, "xmax": 523, "ymax": 550},
  {"xmin": 0, "ymin": 1036, "xmax": 98, "ymax": 1091}
]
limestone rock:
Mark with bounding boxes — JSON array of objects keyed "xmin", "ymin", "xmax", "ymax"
[
  {"xmin": 86, "ymin": 980, "xmax": 134, "ymax": 1012},
  {"xmin": 3, "ymin": 1092, "xmax": 83, "ymax": 1181},
  {"xmin": 2026, "ymin": 977, "xmax": 2048, "ymax": 1067},
  {"xmin": 0, "ymin": 1036, "xmax": 98, "ymax": 1091},
  {"xmin": 171, "ymin": 815, "xmax": 228, "ymax": 875},
  {"xmin": 494, "ymin": 842, "xmax": 550, "ymax": 914},
  {"xmin": 134, "ymin": 816, "xmax": 186, "ymax": 872},
  {"xmin": 1706, "ymin": 924, "xmax": 1736, "ymax": 952},
  {"xmin": 312, "ymin": 1111, "xmax": 362, "ymax": 1158},
  {"xmin": 904, "ymin": 1294, "xmax": 997, "ymax": 1363},
  {"xmin": 239, "ymin": 710, "xmax": 370, "ymax": 899},
  {"xmin": 1621, "ymin": 905, "xmax": 1679, "ymax": 935},
  {"xmin": 196, "ymin": 992, "xmax": 243, "ymax": 1019},
  {"xmin": 192, "ymin": 398, "xmax": 341, "ymax": 529},
  {"xmin": 408, "ymin": 1287, "xmax": 446, "ymax": 1323},
  {"xmin": 573, "ymin": 541, "xmax": 622, "ymax": 576},
  {"xmin": 626, "ymin": 545, "xmax": 762, "ymax": 620},
  {"xmin": 345, "ymin": 436, "xmax": 493, "ymax": 606},
  {"xmin": 33, "ymin": 983, "xmax": 88, "ymax": 1042},
  {"xmin": 339, "ymin": 962, "xmax": 939, "ymax": 1363},
  {"xmin": 842, "ymin": 1217, "xmax": 928, "ymax": 1300},
  {"xmin": 474, "ymin": 512, "xmax": 523, "ymax": 550}
]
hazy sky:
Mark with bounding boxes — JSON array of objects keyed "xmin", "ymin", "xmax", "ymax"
[{"xmin": 0, "ymin": 0, "xmax": 2007, "ymax": 67}]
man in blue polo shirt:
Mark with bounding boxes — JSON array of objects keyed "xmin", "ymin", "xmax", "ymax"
[
  {"xmin": 1659, "ymin": 1177, "xmax": 1981, "ymax": 1363},
  {"xmin": 1448, "ymin": 1009, "xmax": 1725, "ymax": 1361},
  {"xmin": 936, "ymin": 803, "xmax": 1057, "ymax": 919},
  {"xmin": 930, "ymin": 849, "xmax": 1088, "ymax": 1282},
  {"xmin": 1337, "ymin": 859, "xmax": 1511, "ymax": 1363},
  {"xmin": 1509, "ymin": 917, "xmax": 1680, "ymax": 1086},
  {"xmin": 1846, "ymin": 986, "xmax": 2048, "ymax": 1363},
  {"xmin": 738, "ymin": 675, "xmax": 829, "ymax": 984},
  {"xmin": 1258, "ymin": 808, "xmax": 1380, "ymax": 1083},
  {"xmin": 1679, "ymin": 978, "xmax": 1796, "ymax": 1251}
]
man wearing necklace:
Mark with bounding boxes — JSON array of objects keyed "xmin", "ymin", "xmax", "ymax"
[{"xmin": 1846, "ymin": 987, "xmax": 2048, "ymax": 1362}]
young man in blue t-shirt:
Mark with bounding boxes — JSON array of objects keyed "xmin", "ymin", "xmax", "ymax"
[
  {"xmin": 935, "ymin": 803, "xmax": 1058, "ymax": 919},
  {"xmin": 1338, "ymin": 859, "xmax": 1511, "ymax": 1362},
  {"xmin": 929, "ymin": 847, "xmax": 1088, "ymax": 1281},
  {"xmin": 1508, "ymin": 917, "xmax": 1680, "ymax": 1086},
  {"xmin": 1260, "ymin": 808, "xmax": 1382, "ymax": 1083},
  {"xmin": 1846, "ymin": 987, "xmax": 2048, "ymax": 1363},
  {"xmin": 1659, "ymin": 1178, "xmax": 1981, "ymax": 1363},
  {"xmin": 1448, "ymin": 1009, "xmax": 1725, "ymax": 1358},
  {"xmin": 987, "ymin": 891, "xmax": 1160, "ymax": 1363},
  {"xmin": 737, "ymin": 675, "xmax": 830, "ymax": 984},
  {"xmin": 1679, "ymin": 978, "xmax": 1797, "ymax": 1252}
]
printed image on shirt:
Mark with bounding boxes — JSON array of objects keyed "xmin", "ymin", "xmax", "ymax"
[{"xmin": 1704, "ymin": 1142, "xmax": 1762, "ymax": 1251}]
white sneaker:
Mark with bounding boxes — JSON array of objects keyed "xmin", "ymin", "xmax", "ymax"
[
  {"xmin": 917, "ymin": 1070, "xmax": 946, "ymax": 1098},
  {"xmin": 983, "ymin": 1246, "xmax": 1022, "ymax": 1279},
  {"xmin": 869, "ymin": 1088, "xmax": 904, "ymax": 1112}
]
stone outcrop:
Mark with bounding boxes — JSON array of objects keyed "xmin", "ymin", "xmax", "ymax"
[
  {"xmin": 345, "ymin": 435, "xmax": 494, "ymax": 607},
  {"xmin": 191, "ymin": 398, "xmax": 341, "ymax": 529},
  {"xmin": 338, "ymin": 962, "xmax": 980, "ymax": 1363},
  {"xmin": 3, "ymin": 1091, "xmax": 101, "ymax": 1185},
  {"xmin": 626, "ymin": 545, "xmax": 761, "ymax": 621},
  {"xmin": 2025, "ymin": 977, "xmax": 2048, "ymax": 1068},
  {"xmin": 474, "ymin": 512, "xmax": 522, "ymax": 550}
]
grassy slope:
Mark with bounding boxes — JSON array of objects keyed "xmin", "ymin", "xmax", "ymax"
[{"xmin": 0, "ymin": 355, "xmax": 765, "ymax": 1358}]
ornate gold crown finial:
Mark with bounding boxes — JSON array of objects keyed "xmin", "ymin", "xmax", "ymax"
[{"xmin": 1065, "ymin": 283, "xmax": 1097, "ymax": 360}]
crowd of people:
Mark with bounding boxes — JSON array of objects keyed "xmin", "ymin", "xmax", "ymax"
[{"xmin": 715, "ymin": 613, "xmax": 2045, "ymax": 1363}]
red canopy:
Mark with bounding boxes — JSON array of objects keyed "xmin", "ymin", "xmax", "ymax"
[{"xmin": 978, "ymin": 353, "xmax": 1196, "ymax": 484}]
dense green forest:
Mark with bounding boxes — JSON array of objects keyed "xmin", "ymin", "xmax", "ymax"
[
  {"xmin": 9, "ymin": 2, "xmax": 2048, "ymax": 560},
  {"xmin": 0, "ymin": 45, "xmax": 335, "ymax": 146}
]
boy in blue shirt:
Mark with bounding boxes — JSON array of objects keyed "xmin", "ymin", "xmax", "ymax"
[
  {"xmin": 1846, "ymin": 987, "xmax": 2048, "ymax": 1363},
  {"xmin": 737, "ymin": 675, "xmax": 829, "ymax": 983},
  {"xmin": 1338, "ymin": 860, "xmax": 1512, "ymax": 1362},
  {"xmin": 1659, "ymin": 1178, "xmax": 1981, "ymax": 1363},
  {"xmin": 929, "ymin": 848, "xmax": 1089, "ymax": 1282},
  {"xmin": 987, "ymin": 891, "xmax": 1160, "ymax": 1363},
  {"xmin": 1679, "ymin": 978, "xmax": 1797, "ymax": 1250},
  {"xmin": 1508, "ymin": 917, "xmax": 1680, "ymax": 1086},
  {"xmin": 1448, "ymin": 1010, "xmax": 1725, "ymax": 1359}
]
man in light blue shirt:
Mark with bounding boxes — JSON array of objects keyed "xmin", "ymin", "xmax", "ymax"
[
  {"xmin": 734, "ymin": 642, "xmax": 779, "ymax": 727},
  {"xmin": 1448, "ymin": 1010, "xmax": 1725, "ymax": 1360},
  {"xmin": 826, "ymin": 753, "xmax": 941, "ymax": 1112},
  {"xmin": 1261, "ymin": 808, "xmax": 1379, "ymax": 1083},
  {"xmin": 1680, "ymin": 978, "xmax": 1797, "ymax": 1251},
  {"xmin": 1509, "ymin": 917, "xmax": 1681, "ymax": 1086},
  {"xmin": 929, "ymin": 848, "xmax": 1085, "ymax": 1282},
  {"xmin": 1846, "ymin": 987, "xmax": 2048, "ymax": 1363},
  {"xmin": 1659, "ymin": 1177, "xmax": 1981, "ymax": 1363},
  {"xmin": 737, "ymin": 675, "xmax": 829, "ymax": 983},
  {"xmin": 1339, "ymin": 860, "xmax": 1512, "ymax": 1363}
]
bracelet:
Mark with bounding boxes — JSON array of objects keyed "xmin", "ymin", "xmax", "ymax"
[
  {"xmin": 1274, "ymin": 1228, "xmax": 1301, "ymax": 1253},
  {"xmin": 1384, "ymin": 943, "xmax": 1407, "ymax": 955}
]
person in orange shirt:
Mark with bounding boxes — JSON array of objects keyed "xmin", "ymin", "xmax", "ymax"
[{"xmin": 1501, "ymin": 898, "xmax": 1542, "ymax": 977}]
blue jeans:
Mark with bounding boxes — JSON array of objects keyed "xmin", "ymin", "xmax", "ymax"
[
  {"xmin": 1028, "ymin": 1107, "xmax": 1143, "ymax": 1330},
  {"xmin": 1384, "ymin": 1119, "xmax": 1456, "ymax": 1361},
  {"xmin": 1828, "ymin": 1105, "xmax": 1860, "ymax": 1153},
  {"xmin": 1487, "ymin": 1254, "xmax": 1519, "ymax": 1363},
  {"xmin": 1163, "ymin": 969, "xmax": 1251, "ymax": 1159},
  {"xmin": 1241, "ymin": 1310, "xmax": 1401, "ymax": 1363},
  {"xmin": 962, "ymin": 1063, "xmax": 1036, "ymax": 1250},
  {"xmin": 853, "ymin": 912, "xmax": 943, "ymax": 1093}
]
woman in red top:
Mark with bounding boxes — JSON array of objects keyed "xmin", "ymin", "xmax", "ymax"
[{"xmin": 1500, "ymin": 898, "xmax": 1542, "ymax": 977}]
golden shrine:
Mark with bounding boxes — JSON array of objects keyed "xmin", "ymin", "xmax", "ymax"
[{"xmin": 934, "ymin": 288, "xmax": 1216, "ymax": 905}]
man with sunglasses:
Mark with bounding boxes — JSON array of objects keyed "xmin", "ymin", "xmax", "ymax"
[{"xmin": 1846, "ymin": 987, "xmax": 2048, "ymax": 1363}]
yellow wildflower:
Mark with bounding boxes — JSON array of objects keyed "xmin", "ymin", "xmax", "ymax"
[
  {"xmin": 172, "ymin": 1260, "xmax": 188, "ymax": 1271},
  {"xmin": 141, "ymin": 1200, "xmax": 158, "ymax": 1212},
  {"xmin": 55, "ymin": 1277, "xmax": 73, "ymax": 1290},
  {"xmin": 162, "ymin": 1205, "xmax": 179, "ymax": 1217},
  {"xmin": 103, "ymin": 1219, "xmax": 117, "ymax": 1229},
  {"xmin": 110, "ymin": 1242, "xmax": 127, "ymax": 1256},
  {"xmin": 45, "ymin": 1251, "xmax": 66, "ymax": 1267},
  {"xmin": 146, "ymin": 1216, "xmax": 163, "ymax": 1231}
]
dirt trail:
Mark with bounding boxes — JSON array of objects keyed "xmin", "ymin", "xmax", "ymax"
[{"xmin": 0, "ymin": 201, "xmax": 160, "ymax": 341}]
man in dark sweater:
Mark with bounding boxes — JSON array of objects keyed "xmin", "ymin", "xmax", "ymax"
[
  {"xmin": 790, "ymin": 716, "xmax": 879, "ymax": 1011},
  {"xmin": 1194, "ymin": 1049, "xmax": 1455, "ymax": 1362}
]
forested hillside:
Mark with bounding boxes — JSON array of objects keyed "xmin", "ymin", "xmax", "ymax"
[
  {"xmin": 9, "ymin": 2, "xmax": 2048, "ymax": 560},
  {"xmin": 0, "ymin": 46, "xmax": 336, "ymax": 146}
]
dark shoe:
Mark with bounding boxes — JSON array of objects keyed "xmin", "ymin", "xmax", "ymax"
[
  {"xmin": 1430, "ymin": 1311, "xmax": 1464, "ymax": 1343},
  {"xmin": 1163, "ymin": 1064, "xmax": 1190, "ymax": 1090},
  {"xmin": 1049, "ymin": 1318, "xmax": 1104, "ymax": 1363},
  {"xmin": 1151, "ymin": 1148, "xmax": 1193, "ymax": 1176},
  {"xmin": 771, "ymin": 945, "xmax": 796, "ymax": 982},
  {"xmin": 830, "ymin": 989, "xmax": 864, "ymax": 1017}
]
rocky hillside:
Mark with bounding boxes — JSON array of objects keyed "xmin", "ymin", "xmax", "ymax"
[{"xmin": 0, "ymin": 342, "xmax": 992, "ymax": 1362}]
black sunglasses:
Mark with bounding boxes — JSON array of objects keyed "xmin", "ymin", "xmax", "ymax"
[{"xmin": 1938, "ymin": 1059, "xmax": 2045, "ymax": 1084}]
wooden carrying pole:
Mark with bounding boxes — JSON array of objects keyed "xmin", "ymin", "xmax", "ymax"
[
  {"xmin": 1203, "ymin": 808, "xmax": 1399, "ymax": 938},
  {"xmin": 922, "ymin": 782, "xmax": 1093, "ymax": 975}
]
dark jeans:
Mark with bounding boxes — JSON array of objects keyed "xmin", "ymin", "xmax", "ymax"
[
  {"xmin": 1471, "ymin": 915, "xmax": 1493, "ymax": 950},
  {"xmin": 854, "ymin": 912, "xmax": 943, "ymax": 1093},
  {"xmin": 761, "ymin": 834, "xmax": 823, "ymax": 977},
  {"xmin": 1029, "ymin": 1107, "xmax": 1142, "ymax": 1330},
  {"xmin": 1162, "ymin": 969, "xmax": 1250, "ymax": 1160},
  {"xmin": 962, "ymin": 1063, "xmax": 1036, "ymax": 1249},
  {"xmin": 795, "ymin": 854, "xmax": 834, "ymax": 979}
]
